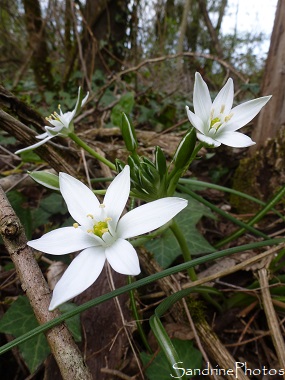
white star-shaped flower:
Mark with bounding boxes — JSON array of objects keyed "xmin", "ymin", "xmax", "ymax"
[
  {"xmin": 15, "ymin": 87, "xmax": 89, "ymax": 154},
  {"xmin": 186, "ymin": 72, "xmax": 271, "ymax": 148},
  {"xmin": 28, "ymin": 166, "xmax": 187, "ymax": 310}
]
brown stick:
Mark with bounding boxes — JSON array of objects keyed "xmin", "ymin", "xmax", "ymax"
[
  {"xmin": 0, "ymin": 186, "xmax": 93, "ymax": 379},
  {"xmin": 259, "ymin": 268, "xmax": 285, "ymax": 376}
]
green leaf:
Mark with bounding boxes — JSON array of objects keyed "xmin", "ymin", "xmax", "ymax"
[
  {"xmin": 28, "ymin": 171, "xmax": 60, "ymax": 191},
  {"xmin": 0, "ymin": 130, "xmax": 16, "ymax": 146},
  {"xmin": 31, "ymin": 193, "xmax": 68, "ymax": 230},
  {"xmin": 141, "ymin": 339, "xmax": 202, "ymax": 380},
  {"xmin": 145, "ymin": 194, "xmax": 215, "ymax": 268},
  {"xmin": 111, "ymin": 92, "xmax": 135, "ymax": 127},
  {"xmin": 17, "ymin": 150, "xmax": 43, "ymax": 163},
  {"xmin": 0, "ymin": 296, "xmax": 50, "ymax": 373},
  {"xmin": 59, "ymin": 303, "xmax": 82, "ymax": 342}
]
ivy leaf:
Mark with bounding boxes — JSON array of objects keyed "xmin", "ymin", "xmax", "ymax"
[
  {"xmin": 111, "ymin": 92, "xmax": 135, "ymax": 127},
  {"xmin": 0, "ymin": 296, "xmax": 50, "ymax": 373},
  {"xmin": 59, "ymin": 303, "xmax": 82, "ymax": 342},
  {"xmin": 141, "ymin": 339, "xmax": 202, "ymax": 380},
  {"xmin": 145, "ymin": 194, "xmax": 215, "ymax": 268}
]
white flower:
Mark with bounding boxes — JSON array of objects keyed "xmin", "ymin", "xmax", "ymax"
[
  {"xmin": 28, "ymin": 166, "xmax": 187, "ymax": 310},
  {"xmin": 15, "ymin": 88, "xmax": 89, "ymax": 154},
  {"xmin": 186, "ymin": 72, "xmax": 271, "ymax": 148}
]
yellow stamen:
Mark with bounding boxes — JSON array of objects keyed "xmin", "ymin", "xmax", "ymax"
[
  {"xmin": 87, "ymin": 214, "xmax": 94, "ymax": 219},
  {"xmin": 225, "ymin": 113, "xmax": 233, "ymax": 122},
  {"xmin": 99, "ymin": 204, "xmax": 105, "ymax": 208},
  {"xmin": 73, "ymin": 223, "xmax": 79, "ymax": 228},
  {"xmin": 220, "ymin": 104, "xmax": 225, "ymax": 114},
  {"xmin": 210, "ymin": 117, "xmax": 221, "ymax": 129}
]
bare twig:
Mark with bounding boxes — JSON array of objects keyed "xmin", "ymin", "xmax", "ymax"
[{"xmin": 90, "ymin": 52, "xmax": 248, "ymax": 107}]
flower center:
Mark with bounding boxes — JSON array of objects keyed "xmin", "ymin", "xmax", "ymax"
[
  {"xmin": 92, "ymin": 221, "xmax": 109, "ymax": 238},
  {"xmin": 73, "ymin": 206, "xmax": 113, "ymax": 240},
  {"xmin": 209, "ymin": 105, "xmax": 233, "ymax": 132},
  {"xmin": 45, "ymin": 105, "xmax": 62, "ymax": 123},
  {"xmin": 210, "ymin": 117, "xmax": 221, "ymax": 130}
]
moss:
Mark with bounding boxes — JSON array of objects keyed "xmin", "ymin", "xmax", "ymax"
[
  {"xmin": 231, "ymin": 126, "xmax": 285, "ymax": 213},
  {"xmin": 186, "ymin": 297, "xmax": 206, "ymax": 323}
]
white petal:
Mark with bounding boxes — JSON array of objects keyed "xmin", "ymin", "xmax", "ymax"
[
  {"xmin": 59, "ymin": 173, "xmax": 100, "ymax": 226},
  {"xmin": 105, "ymin": 238, "xmax": 140, "ymax": 275},
  {"xmin": 196, "ymin": 132, "xmax": 221, "ymax": 147},
  {"xmin": 224, "ymin": 96, "xmax": 272, "ymax": 131},
  {"xmin": 81, "ymin": 92, "xmax": 89, "ymax": 107},
  {"xmin": 46, "ymin": 121, "xmax": 64, "ymax": 131},
  {"xmin": 58, "ymin": 111, "xmax": 74, "ymax": 128},
  {"xmin": 215, "ymin": 131, "xmax": 255, "ymax": 147},
  {"xmin": 36, "ymin": 132, "xmax": 49, "ymax": 140},
  {"xmin": 49, "ymin": 247, "xmax": 106, "ymax": 310},
  {"xmin": 186, "ymin": 106, "xmax": 206, "ymax": 134},
  {"xmin": 212, "ymin": 78, "xmax": 234, "ymax": 117},
  {"xmin": 28, "ymin": 227, "xmax": 98, "ymax": 255},
  {"xmin": 15, "ymin": 136, "xmax": 55, "ymax": 154},
  {"xmin": 73, "ymin": 87, "xmax": 85, "ymax": 117},
  {"xmin": 103, "ymin": 166, "xmax": 130, "ymax": 233},
  {"xmin": 193, "ymin": 72, "xmax": 212, "ymax": 122},
  {"xmin": 117, "ymin": 197, "xmax": 188, "ymax": 239}
]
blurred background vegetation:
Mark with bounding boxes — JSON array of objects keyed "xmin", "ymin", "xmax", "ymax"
[{"xmin": 0, "ymin": 0, "xmax": 273, "ymax": 125}]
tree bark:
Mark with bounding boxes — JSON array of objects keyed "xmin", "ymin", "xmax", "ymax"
[
  {"xmin": 197, "ymin": 0, "xmax": 224, "ymax": 58},
  {"xmin": 22, "ymin": 0, "xmax": 54, "ymax": 91},
  {"xmin": 250, "ymin": 0, "xmax": 285, "ymax": 152},
  {"xmin": 81, "ymin": 0, "xmax": 128, "ymax": 77}
]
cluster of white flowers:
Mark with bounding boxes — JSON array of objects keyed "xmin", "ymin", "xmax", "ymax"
[{"xmin": 25, "ymin": 73, "xmax": 271, "ymax": 310}]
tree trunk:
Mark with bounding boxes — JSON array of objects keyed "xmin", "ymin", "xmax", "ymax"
[
  {"xmin": 81, "ymin": 0, "xmax": 128, "ymax": 77},
  {"xmin": 22, "ymin": 0, "xmax": 54, "ymax": 91},
  {"xmin": 231, "ymin": 1, "xmax": 283, "ymax": 213},
  {"xmin": 250, "ymin": 0, "xmax": 285, "ymax": 151}
]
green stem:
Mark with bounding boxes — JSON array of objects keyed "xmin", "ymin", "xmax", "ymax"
[
  {"xmin": 170, "ymin": 219, "xmax": 223, "ymax": 311},
  {"xmin": 170, "ymin": 220, "xmax": 197, "ymax": 281},
  {"xmin": 177, "ymin": 184, "xmax": 268, "ymax": 240},
  {"xmin": 179, "ymin": 178, "xmax": 284, "ymax": 220},
  {"xmin": 189, "ymin": 142, "xmax": 204, "ymax": 163},
  {"xmin": 215, "ymin": 184, "xmax": 285, "ymax": 248},
  {"xmin": 128, "ymin": 276, "xmax": 153, "ymax": 353},
  {"xmin": 68, "ymin": 132, "xmax": 116, "ymax": 171}
]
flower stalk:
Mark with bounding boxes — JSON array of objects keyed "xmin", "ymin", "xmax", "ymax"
[
  {"xmin": 170, "ymin": 220, "xmax": 197, "ymax": 281},
  {"xmin": 68, "ymin": 132, "xmax": 116, "ymax": 171}
]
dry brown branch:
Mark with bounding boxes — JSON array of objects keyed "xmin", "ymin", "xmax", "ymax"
[
  {"xmin": 90, "ymin": 52, "xmax": 248, "ymax": 107},
  {"xmin": 0, "ymin": 186, "xmax": 93, "ymax": 379},
  {"xmin": 196, "ymin": 320, "xmax": 250, "ymax": 380},
  {"xmin": 259, "ymin": 268, "xmax": 285, "ymax": 374},
  {"xmin": 0, "ymin": 109, "xmax": 79, "ymax": 177}
]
